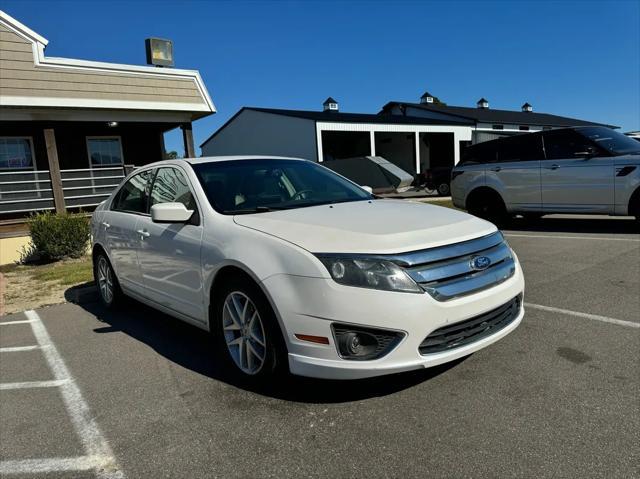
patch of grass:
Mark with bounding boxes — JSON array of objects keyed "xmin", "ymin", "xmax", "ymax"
[
  {"xmin": 429, "ymin": 199, "xmax": 456, "ymax": 209},
  {"xmin": 30, "ymin": 257, "xmax": 94, "ymax": 286}
]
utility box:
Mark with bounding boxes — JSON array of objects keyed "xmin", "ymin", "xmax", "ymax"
[{"xmin": 321, "ymin": 156, "xmax": 414, "ymax": 193}]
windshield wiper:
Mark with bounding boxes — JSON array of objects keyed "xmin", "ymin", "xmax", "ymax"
[{"xmin": 226, "ymin": 206, "xmax": 287, "ymax": 214}]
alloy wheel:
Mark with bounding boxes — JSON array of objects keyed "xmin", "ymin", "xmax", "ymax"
[
  {"xmin": 97, "ymin": 256, "xmax": 114, "ymax": 305},
  {"xmin": 222, "ymin": 291, "xmax": 267, "ymax": 375}
]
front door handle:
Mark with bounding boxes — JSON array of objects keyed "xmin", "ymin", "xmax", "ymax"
[
  {"xmin": 546, "ymin": 164, "xmax": 560, "ymax": 170},
  {"xmin": 136, "ymin": 229, "xmax": 150, "ymax": 238},
  {"xmin": 490, "ymin": 166, "xmax": 502, "ymax": 172},
  {"xmin": 102, "ymin": 222, "xmax": 110, "ymax": 229}
]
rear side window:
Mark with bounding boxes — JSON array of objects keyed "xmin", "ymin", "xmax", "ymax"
[
  {"xmin": 149, "ymin": 167, "xmax": 197, "ymax": 210},
  {"xmin": 112, "ymin": 169, "xmax": 153, "ymax": 214},
  {"xmin": 497, "ymin": 134, "xmax": 544, "ymax": 162},
  {"xmin": 543, "ymin": 130, "xmax": 597, "ymax": 160},
  {"xmin": 460, "ymin": 142, "xmax": 497, "ymax": 165}
]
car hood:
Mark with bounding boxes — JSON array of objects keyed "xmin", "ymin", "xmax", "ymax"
[{"xmin": 233, "ymin": 199, "xmax": 496, "ymax": 254}]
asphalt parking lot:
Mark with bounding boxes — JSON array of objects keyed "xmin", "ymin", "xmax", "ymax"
[{"xmin": 1, "ymin": 216, "xmax": 639, "ymax": 478}]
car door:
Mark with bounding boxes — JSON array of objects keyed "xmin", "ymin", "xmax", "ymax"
[
  {"xmin": 135, "ymin": 166, "xmax": 205, "ymax": 322},
  {"xmin": 485, "ymin": 134, "xmax": 543, "ymax": 212},
  {"xmin": 104, "ymin": 169, "xmax": 154, "ymax": 296},
  {"xmin": 540, "ymin": 129, "xmax": 615, "ymax": 213}
]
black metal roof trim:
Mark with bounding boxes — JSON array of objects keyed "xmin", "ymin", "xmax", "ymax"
[{"xmin": 380, "ymin": 101, "xmax": 618, "ymax": 129}]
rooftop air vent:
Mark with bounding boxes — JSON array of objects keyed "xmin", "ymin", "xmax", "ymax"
[
  {"xmin": 323, "ymin": 97, "xmax": 339, "ymax": 112},
  {"xmin": 477, "ymin": 98, "xmax": 489, "ymax": 109}
]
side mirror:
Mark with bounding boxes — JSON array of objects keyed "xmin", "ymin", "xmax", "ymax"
[
  {"xmin": 361, "ymin": 185, "xmax": 373, "ymax": 194},
  {"xmin": 151, "ymin": 202, "xmax": 194, "ymax": 223}
]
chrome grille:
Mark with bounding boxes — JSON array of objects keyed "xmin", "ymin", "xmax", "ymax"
[{"xmin": 392, "ymin": 231, "xmax": 515, "ymax": 301}]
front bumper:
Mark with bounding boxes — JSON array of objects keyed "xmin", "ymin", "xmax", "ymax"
[{"xmin": 261, "ymin": 259, "xmax": 525, "ymax": 380}]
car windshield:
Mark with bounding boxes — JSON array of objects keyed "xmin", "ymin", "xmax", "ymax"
[
  {"xmin": 578, "ymin": 127, "xmax": 640, "ymax": 156},
  {"xmin": 191, "ymin": 158, "xmax": 372, "ymax": 214}
]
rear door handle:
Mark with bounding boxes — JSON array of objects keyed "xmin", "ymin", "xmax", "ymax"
[
  {"xmin": 546, "ymin": 164, "xmax": 560, "ymax": 170},
  {"xmin": 136, "ymin": 229, "xmax": 150, "ymax": 238},
  {"xmin": 490, "ymin": 166, "xmax": 501, "ymax": 172},
  {"xmin": 102, "ymin": 222, "xmax": 110, "ymax": 229}
]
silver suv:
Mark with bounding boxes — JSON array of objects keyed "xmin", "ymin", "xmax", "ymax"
[{"xmin": 451, "ymin": 127, "xmax": 640, "ymax": 223}]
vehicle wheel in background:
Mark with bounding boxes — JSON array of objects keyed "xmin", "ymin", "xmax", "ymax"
[
  {"xmin": 467, "ymin": 190, "xmax": 510, "ymax": 227},
  {"xmin": 437, "ymin": 182, "xmax": 450, "ymax": 196},
  {"xmin": 93, "ymin": 251, "xmax": 124, "ymax": 308},
  {"xmin": 213, "ymin": 274, "xmax": 287, "ymax": 383}
]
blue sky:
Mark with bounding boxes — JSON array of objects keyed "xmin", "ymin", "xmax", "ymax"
[{"xmin": 3, "ymin": 0, "xmax": 639, "ymax": 155}]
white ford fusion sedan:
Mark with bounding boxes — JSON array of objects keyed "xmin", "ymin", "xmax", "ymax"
[{"xmin": 91, "ymin": 156, "xmax": 525, "ymax": 381}]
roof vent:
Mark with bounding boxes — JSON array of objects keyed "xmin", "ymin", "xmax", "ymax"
[
  {"xmin": 522, "ymin": 102, "xmax": 533, "ymax": 112},
  {"xmin": 323, "ymin": 97, "xmax": 339, "ymax": 112},
  {"xmin": 477, "ymin": 98, "xmax": 489, "ymax": 109},
  {"xmin": 420, "ymin": 91, "xmax": 435, "ymax": 104}
]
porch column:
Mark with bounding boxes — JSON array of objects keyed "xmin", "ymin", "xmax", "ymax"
[
  {"xmin": 414, "ymin": 132, "xmax": 421, "ymax": 175},
  {"xmin": 370, "ymin": 130, "xmax": 376, "ymax": 156},
  {"xmin": 181, "ymin": 123, "xmax": 196, "ymax": 159},
  {"xmin": 43, "ymin": 129, "xmax": 66, "ymax": 214}
]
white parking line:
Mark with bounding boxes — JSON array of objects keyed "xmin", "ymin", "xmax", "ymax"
[
  {"xmin": 505, "ymin": 233, "xmax": 639, "ymax": 242},
  {"xmin": 0, "ymin": 455, "xmax": 108, "ymax": 474},
  {"xmin": 0, "ymin": 379, "xmax": 70, "ymax": 390},
  {"xmin": 0, "ymin": 319, "xmax": 35, "ymax": 325},
  {"xmin": 0, "ymin": 345, "xmax": 41, "ymax": 352},
  {"xmin": 525, "ymin": 302, "xmax": 640, "ymax": 329},
  {"xmin": 0, "ymin": 310, "xmax": 125, "ymax": 478}
]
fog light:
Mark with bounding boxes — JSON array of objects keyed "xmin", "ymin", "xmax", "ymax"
[{"xmin": 333, "ymin": 324, "xmax": 404, "ymax": 361}]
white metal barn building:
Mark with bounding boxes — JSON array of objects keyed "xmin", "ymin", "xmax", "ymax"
[{"xmin": 201, "ymin": 94, "xmax": 615, "ymax": 179}]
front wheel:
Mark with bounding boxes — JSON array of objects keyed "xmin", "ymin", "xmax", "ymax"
[
  {"xmin": 93, "ymin": 252, "xmax": 123, "ymax": 308},
  {"xmin": 214, "ymin": 276, "xmax": 287, "ymax": 382}
]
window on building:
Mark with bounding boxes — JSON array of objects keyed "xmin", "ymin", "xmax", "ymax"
[
  {"xmin": 0, "ymin": 137, "xmax": 35, "ymax": 170},
  {"xmin": 87, "ymin": 137, "xmax": 123, "ymax": 167},
  {"xmin": 492, "ymin": 124, "xmax": 504, "ymax": 130},
  {"xmin": 519, "ymin": 125, "xmax": 530, "ymax": 131}
]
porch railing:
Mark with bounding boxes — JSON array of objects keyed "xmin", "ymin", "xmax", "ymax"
[
  {"xmin": 61, "ymin": 167, "xmax": 126, "ymax": 210},
  {"xmin": 0, "ymin": 166, "xmax": 128, "ymax": 216},
  {"xmin": 0, "ymin": 170, "xmax": 55, "ymax": 214}
]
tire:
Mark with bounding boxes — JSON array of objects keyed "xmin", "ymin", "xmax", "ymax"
[
  {"xmin": 93, "ymin": 251, "xmax": 123, "ymax": 308},
  {"xmin": 468, "ymin": 192, "xmax": 509, "ymax": 227},
  {"xmin": 437, "ymin": 182, "xmax": 450, "ymax": 196},
  {"xmin": 213, "ymin": 275, "xmax": 287, "ymax": 382}
]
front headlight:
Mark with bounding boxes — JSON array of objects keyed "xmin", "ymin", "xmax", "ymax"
[{"xmin": 316, "ymin": 255, "xmax": 422, "ymax": 293}]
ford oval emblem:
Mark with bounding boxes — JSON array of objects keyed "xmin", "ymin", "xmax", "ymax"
[{"xmin": 470, "ymin": 256, "xmax": 491, "ymax": 271}]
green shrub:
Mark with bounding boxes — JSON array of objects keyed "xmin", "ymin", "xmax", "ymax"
[{"xmin": 27, "ymin": 211, "xmax": 90, "ymax": 261}]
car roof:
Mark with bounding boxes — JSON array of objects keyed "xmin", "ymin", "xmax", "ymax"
[{"xmin": 184, "ymin": 155, "xmax": 307, "ymax": 165}]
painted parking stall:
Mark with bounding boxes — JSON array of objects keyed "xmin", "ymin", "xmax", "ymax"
[
  {"xmin": 0, "ymin": 220, "xmax": 638, "ymax": 478},
  {"xmin": 0, "ymin": 311, "xmax": 124, "ymax": 478}
]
